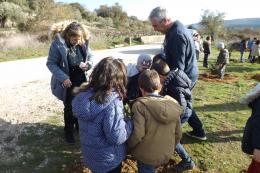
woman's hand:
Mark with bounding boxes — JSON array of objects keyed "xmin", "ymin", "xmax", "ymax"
[
  {"xmin": 62, "ymin": 79, "xmax": 72, "ymax": 88},
  {"xmin": 253, "ymin": 149, "xmax": 260, "ymax": 162},
  {"xmin": 79, "ymin": 62, "xmax": 89, "ymax": 71}
]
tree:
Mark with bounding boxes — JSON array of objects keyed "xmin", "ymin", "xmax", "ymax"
[
  {"xmin": 68, "ymin": 3, "xmax": 88, "ymax": 19},
  {"xmin": 25, "ymin": 0, "xmax": 82, "ymax": 32},
  {"xmin": 200, "ymin": 9, "xmax": 225, "ymax": 39},
  {"xmin": 0, "ymin": 0, "xmax": 28, "ymax": 6},
  {"xmin": 95, "ymin": 3, "xmax": 128, "ymax": 29},
  {"xmin": 0, "ymin": 2, "xmax": 26, "ymax": 27}
]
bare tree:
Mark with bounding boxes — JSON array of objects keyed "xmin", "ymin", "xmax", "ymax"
[{"xmin": 200, "ymin": 9, "xmax": 225, "ymax": 40}]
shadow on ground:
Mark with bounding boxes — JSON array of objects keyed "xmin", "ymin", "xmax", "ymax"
[
  {"xmin": 0, "ymin": 118, "xmax": 82, "ymax": 173},
  {"xmin": 182, "ymin": 129, "xmax": 243, "ymax": 145},
  {"xmin": 195, "ymin": 102, "xmax": 248, "ymax": 112}
]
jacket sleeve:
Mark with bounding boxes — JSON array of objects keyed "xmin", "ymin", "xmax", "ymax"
[
  {"xmin": 127, "ymin": 101, "xmax": 146, "ymax": 149},
  {"xmin": 46, "ymin": 42, "xmax": 69, "ymax": 82},
  {"xmin": 175, "ymin": 118, "xmax": 182, "ymax": 145},
  {"xmin": 252, "ymin": 99, "xmax": 260, "ymax": 150},
  {"xmin": 86, "ymin": 46, "xmax": 93, "ymax": 69},
  {"xmin": 103, "ymin": 102, "xmax": 133, "ymax": 145},
  {"xmin": 172, "ymin": 34, "xmax": 186, "ymax": 71}
]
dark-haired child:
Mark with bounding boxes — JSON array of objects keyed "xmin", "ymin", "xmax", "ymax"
[{"xmin": 72, "ymin": 57, "xmax": 133, "ymax": 173}]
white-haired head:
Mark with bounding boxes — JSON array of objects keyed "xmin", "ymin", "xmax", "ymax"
[
  {"xmin": 149, "ymin": 6, "xmax": 169, "ymax": 22},
  {"xmin": 217, "ymin": 42, "xmax": 225, "ymax": 49}
]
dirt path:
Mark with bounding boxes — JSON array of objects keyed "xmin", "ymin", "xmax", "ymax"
[{"xmin": 0, "ymin": 79, "xmax": 63, "ymax": 162}]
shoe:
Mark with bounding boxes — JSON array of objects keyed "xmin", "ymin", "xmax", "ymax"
[
  {"xmin": 173, "ymin": 159, "xmax": 195, "ymax": 172},
  {"xmin": 186, "ymin": 131, "xmax": 207, "ymax": 141},
  {"xmin": 65, "ymin": 133, "xmax": 75, "ymax": 145}
]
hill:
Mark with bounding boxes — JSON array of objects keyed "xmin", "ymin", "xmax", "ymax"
[
  {"xmin": 224, "ymin": 18, "xmax": 260, "ymax": 28},
  {"xmin": 191, "ymin": 18, "xmax": 260, "ymax": 29}
]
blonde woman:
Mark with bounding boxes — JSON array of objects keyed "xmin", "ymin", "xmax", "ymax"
[{"xmin": 46, "ymin": 22, "xmax": 93, "ymax": 144}]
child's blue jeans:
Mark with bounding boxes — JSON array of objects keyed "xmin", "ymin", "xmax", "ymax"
[{"xmin": 137, "ymin": 161, "xmax": 155, "ymax": 173}]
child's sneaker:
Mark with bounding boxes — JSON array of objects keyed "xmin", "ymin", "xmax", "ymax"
[
  {"xmin": 173, "ymin": 159, "xmax": 195, "ymax": 172},
  {"xmin": 186, "ymin": 130, "xmax": 207, "ymax": 141}
]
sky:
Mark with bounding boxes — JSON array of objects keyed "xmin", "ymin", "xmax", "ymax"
[{"xmin": 55, "ymin": 0, "xmax": 260, "ymax": 25}]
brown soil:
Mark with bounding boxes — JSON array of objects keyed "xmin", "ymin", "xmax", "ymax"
[
  {"xmin": 251, "ymin": 74, "xmax": 260, "ymax": 81},
  {"xmin": 65, "ymin": 158, "xmax": 180, "ymax": 173},
  {"xmin": 199, "ymin": 73, "xmax": 239, "ymax": 83},
  {"xmin": 244, "ymin": 73, "xmax": 260, "ymax": 81}
]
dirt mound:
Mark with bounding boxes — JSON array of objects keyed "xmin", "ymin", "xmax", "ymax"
[
  {"xmin": 252, "ymin": 74, "xmax": 260, "ymax": 81},
  {"xmin": 199, "ymin": 73, "xmax": 239, "ymax": 83},
  {"xmin": 244, "ymin": 73, "xmax": 260, "ymax": 81},
  {"xmin": 65, "ymin": 158, "xmax": 181, "ymax": 173}
]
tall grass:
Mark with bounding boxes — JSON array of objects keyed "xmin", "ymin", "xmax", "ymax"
[{"xmin": 0, "ymin": 34, "xmax": 50, "ymax": 62}]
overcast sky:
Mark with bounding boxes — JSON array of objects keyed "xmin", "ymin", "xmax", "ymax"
[{"xmin": 56, "ymin": 0, "xmax": 260, "ymax": 25}]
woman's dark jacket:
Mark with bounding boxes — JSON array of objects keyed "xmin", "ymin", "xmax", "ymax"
[{"xmin": 46, "ymin": 34, "xmax": 92, "ymax": 102}]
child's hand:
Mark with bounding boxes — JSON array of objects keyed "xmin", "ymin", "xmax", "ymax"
[{"xmin": 253, "ymin": 149, "xmax": 260, "ymax": 162}]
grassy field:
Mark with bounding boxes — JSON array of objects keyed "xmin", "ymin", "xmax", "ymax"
[
  {"xmin": 0, "ymin": 44, "xmax": 50, "ymax": 62},
  {"xmin": 0, "ymin": 35, "xmax": 136, "ymax": 62},
  {"xmin": 1, "ymin": 48, "xmax": 260, "ymax": 173}
]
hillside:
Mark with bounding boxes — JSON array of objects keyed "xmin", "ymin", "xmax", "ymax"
[
  {"xmin": 224, "ymin": 18, "xmax": 260, "ymax": 28},
  {"xmin": 191, "ymin": 18, "xmax": 260, "ymax": 29}
]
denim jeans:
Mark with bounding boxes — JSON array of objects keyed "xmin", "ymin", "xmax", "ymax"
[
  {"xmin": 218, "ymin": 65, "xmax": 226, "ymax": 79},
  {"xmin": 175, "ymin": 143, "xmax": 191, "ymax": 162},
  {"xmin": 137, "ymin": 161, "xmax": 155, "ymax": 173},
  {"xmin": 203, "ymin": 53, "xmax": 210, "ymax": 67},
  {"xmin": 240, "ymin": 51, "xmax": 245, "ymax": 62},
  {"xmin": 187, "ymin": 109, "xmax": 205, "ymax": 136},
  {"xmin": 187, "ymin": 82, "xmax": 205, "ymax": 137}
]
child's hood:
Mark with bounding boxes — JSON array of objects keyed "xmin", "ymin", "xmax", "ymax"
[
  {"xmin": 240, "ymin": 83, "xmax": 260, "ymax": 105},
  {"xmin": 135, "ymin": 95, "xmax": 183, "ymax": 124},
  {"xmin": 72, "ymin": 89, "xmax": 119, "ymax": 121}
]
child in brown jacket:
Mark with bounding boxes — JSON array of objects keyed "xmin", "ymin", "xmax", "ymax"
[{"xmin": 127, "ymin": 69, "xmax": 182, "ymax": 173}]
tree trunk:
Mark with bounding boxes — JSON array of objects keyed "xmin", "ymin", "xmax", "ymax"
[{"xmin": 0, "ymin": 16, "xmax": 7, "ymax": 28}]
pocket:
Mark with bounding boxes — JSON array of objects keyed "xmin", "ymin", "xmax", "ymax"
[{"xmin": 51, "ymin": 76, "xmax": 64, "ymax": 101}]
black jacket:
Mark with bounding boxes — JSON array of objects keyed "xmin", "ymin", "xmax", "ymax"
[
  {"xmin": 162, "ymin": 69, "xmax": 192, "ymax": 124},
  {"xmin": 242, "ymin": 96, "xmax": 260, "ymax": 154},
  {"xmin": 125, "ymin": 73, "xmax": 141, "ymax": 104},
  {"xmin": 203, "ymin": 40, "xmax": 211, "ymax": 54}
]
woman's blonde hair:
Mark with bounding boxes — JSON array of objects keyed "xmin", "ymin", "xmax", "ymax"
[{"xmin": 49, "ymin": 21, "xmax": 90, "ymax": 44}]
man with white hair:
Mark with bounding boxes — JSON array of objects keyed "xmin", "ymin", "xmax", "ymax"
[{"xmin": 148, "ymin": 6, "xmax": 207, "ymax": 172}]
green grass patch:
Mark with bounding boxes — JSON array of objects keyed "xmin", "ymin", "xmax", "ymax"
[{"xmin": 0, "ymin": 44, "xmax": 50, "ymax": 62}]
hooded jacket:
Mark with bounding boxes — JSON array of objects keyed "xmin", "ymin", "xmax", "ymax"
[
  {"xmin": 72, "ymin": 88, "xmax": 133, "ymax": 172},
  {"xmin": 162, "ymin": 69, "xmax": 193, "ymax": 124},
  {"xmin": 127, "ymin": 95, "xmax": 182, "ymax": 166},
  {"xmin": 46, "ymin": 23, "xmax": 93, "ymax": 102},
  {"xmin": 241, "ymin": 83, "xmax": 260, "ymax": 155}
]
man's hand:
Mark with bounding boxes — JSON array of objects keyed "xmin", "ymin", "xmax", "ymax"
[
  {"xmin": 62, "ymin": 79, "xmax": 72, "ymax": 88},
  {"xmin": 253, "ymin": 149, "xmax": 260, "ymax": 162}
]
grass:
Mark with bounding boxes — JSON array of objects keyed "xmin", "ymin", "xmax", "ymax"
[
  {"xmin": 1, "ymin": 47, "xmax": 260, "ymax": 173},
  {"xmin": 0, "ymin": 34, "xmax": 141, "ymax": 62},
  {"xmin": 0, "ymin": 43, "xmax": 50, "ymax": 62}
]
